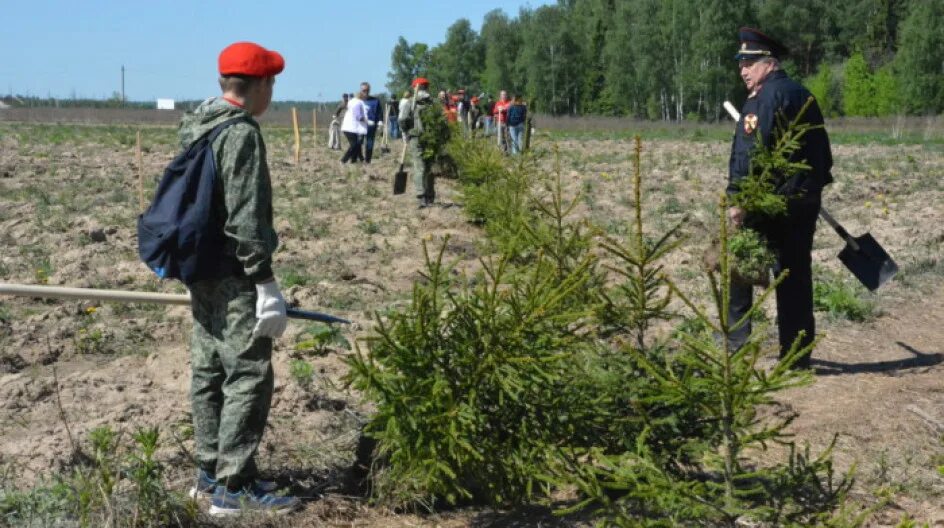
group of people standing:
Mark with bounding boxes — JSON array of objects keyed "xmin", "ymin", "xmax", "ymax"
[
  {"xmin": 329, "ymin": 83, "xmax": 384, "ymax": 164},
  {"xmin": 329, "ymin": 84, "xmax": 531, "ymax": 165},
  {"xmin": 436, "ymin": 89, "xmax": 529, "ymax": 155}
]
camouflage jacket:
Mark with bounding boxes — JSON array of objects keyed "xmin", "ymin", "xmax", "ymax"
[
  {"xmin": 398, "ymin": 89, "xmax": 432, "ymax": 138},
  {"xmin": 178, "ymin": 97, "xmax": 278, "ymax": 283}
]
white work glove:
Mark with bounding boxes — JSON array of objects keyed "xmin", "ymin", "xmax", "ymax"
[
  {"xmin": 367, "ymin": 120, "xmax": 376, "ymax": 126},
  {"xmin": 253, "ymin": 281, "xmax": 288, "ymax": 339}
]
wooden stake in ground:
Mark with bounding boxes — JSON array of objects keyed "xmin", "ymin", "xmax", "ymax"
[
  {"xmin": 312, "ymin": 109, "xmax": 318, "ymax": 149},
  {"xmin": 136, "ymin": 130, "xmax": 144, "ymax": 211},
  {"xmin": 292, "ymin": 106, "xmax": 301, "ymax": 165},
  {"xmin": 380, "ymin": 106, "xmax": 390, "ymax": 153}
]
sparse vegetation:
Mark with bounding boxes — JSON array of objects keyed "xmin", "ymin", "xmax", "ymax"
[
  {"xmin": 289, "ymin": 359, "xmax": 315, "ymax": 389},
  {"xmin": 0, "ymin": 426, "xmax": 194, "ymax": 527},
  {"xmin": 814, "ymin": 272, "xmax": 877, "ymax": 322},
  {"xmin": 0, "ymin": 115, "xmax": 940, "ymax": 526},
  {"xmin": 295, "ymin": 323, "xmax": 351, "ymax": 356}
]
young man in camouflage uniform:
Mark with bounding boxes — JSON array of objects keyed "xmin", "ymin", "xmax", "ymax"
[
  {"xmin": 399, "ymin": 77, "xmax": 435, "ymax": 208},
  {"xmin": 180, "ymin": 41, "xmax": 298, "ymax": 516}
]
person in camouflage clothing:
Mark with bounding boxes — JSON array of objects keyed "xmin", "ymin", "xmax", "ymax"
[
  {"xmin": 180, "ymin": 41, "xmax": 298, "ymax": 516},
  {"xmin": 399, "ymin": 77, "xmax": 435, "ymax": 208}
]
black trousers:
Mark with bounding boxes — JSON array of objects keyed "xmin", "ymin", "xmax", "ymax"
[
  {"xmin": 363, "ymin": 125, "xmax": 378, "ymax": 163},
  {"xmin": 728, "ymin": 198, "xmax": 820, "ymax": 368},
  {"xmin": 341, "ymin": 132, "xmax": 363, "ymax": 163}
]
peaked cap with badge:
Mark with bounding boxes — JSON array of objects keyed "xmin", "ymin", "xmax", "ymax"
[{"xmin": 734, "ymin": 27, "xmax": 787, "ymax": 61}]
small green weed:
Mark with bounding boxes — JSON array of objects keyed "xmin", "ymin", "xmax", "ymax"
[
  {"xmin": 359, "ymin": 219, "xmax": 381, "ymax": 235},
  {"xmin": 33, "ymin": 259, "xmax": 53, "ymax": 285},
  {"xmin": 295, "ymin": 323, "xmax": 350, "ymax": 356},
  {"xmin": 280, "ymin": 267, "xmax": 314, "ymax": 288},
  {"xmin": 814, "ymin": 274, "xmax": 877, "ymax": 321},
  {"xmin": 74, "ymin": 307, "xmax": 112, "ymax": 354},
  {"xmin": 289, "ymin": 359, "xmax": 315, "ymax": 389}
]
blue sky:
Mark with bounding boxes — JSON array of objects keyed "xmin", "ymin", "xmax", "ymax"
[{"xmin": 1, "ymin": 0, "xmax": 552, "ymax": 102}]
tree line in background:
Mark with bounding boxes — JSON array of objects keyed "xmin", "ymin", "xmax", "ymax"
[{"xmin": 387, "ymin": 0, "xmax": 944, "ymax": 120}]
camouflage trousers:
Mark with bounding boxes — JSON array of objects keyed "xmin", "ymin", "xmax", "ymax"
[
  {"xmin": 189, "ymin": 275, "xmax": 273, "ymax": 488},
  {"xmin": 408, "ymin": 136, "xmax": 434, "ymax": 202}
]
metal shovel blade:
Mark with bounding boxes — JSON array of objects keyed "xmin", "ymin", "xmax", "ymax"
[
  {"xmin": 820, "ymin": 208, "xmax": 897, "ymax": 291},
  {"xmin": 837, "ymin": 232, "xmax": 898, "ymax": 291},
  {"xmin": 393, "ymin": 165, "xmax": 407, "ymax": 195},
  {"xmin": 393, "ymin": 138, "xmax": 409, "ymax": 195}
]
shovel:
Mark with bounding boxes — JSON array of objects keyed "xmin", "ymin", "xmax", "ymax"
[
  {"xmin": 722, "ymin": 101, "xmax": 898, "ymax": 291},
  {"xmin": 393, "ymin": 137, "xmax": 408, "ymax": 195},
  {"xmin": 818, "ymin": 209, "xmax": 898, "ymax": 291},
  {"xmin": 0, "ymin": 283, "xmax": 351, "ymax": 324},
  {"xmin": 394, "ymin": 90, "xmax": 419, "ymax": 195}
]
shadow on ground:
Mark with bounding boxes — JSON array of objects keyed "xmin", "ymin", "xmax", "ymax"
[{"xmin": 813, "ymin": 341, "xmax": 943, "ymax": 375}]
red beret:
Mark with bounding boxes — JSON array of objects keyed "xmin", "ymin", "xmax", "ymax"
[
  {"xmin": 219, "ymin": 42, "xmax": 285, "ymax": 77},
  {"xmin": 411, "ymin": 77, "xmax": 429, "ymax": 88}
]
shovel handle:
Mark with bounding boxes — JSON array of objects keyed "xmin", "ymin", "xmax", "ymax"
[
  {"xmin": 0, "ymin": 283, "xmax": 350, "ymax": 324},
  {"xmin": 398, "ymin": 136, "xmax": 409, "ymax": 165},
  {"xmin": 723, "ymin": 101, "xmax": 740, "ymax": 122},
  {"xmin": 818, "ymin": 207, "xmax": 860, "ymax": 251}
]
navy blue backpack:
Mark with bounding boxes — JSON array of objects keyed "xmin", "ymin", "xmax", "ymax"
[{"xmin": 137, "ymin": 117, "xmax": 245, "ymax": 285}]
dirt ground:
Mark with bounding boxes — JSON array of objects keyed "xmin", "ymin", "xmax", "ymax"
[{"xmin": 0, "ymin": 120, "xmax": 942, "ymax": 526}]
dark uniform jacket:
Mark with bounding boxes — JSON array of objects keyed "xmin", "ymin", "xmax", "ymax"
[{"xmin": 728, "ymin": 70, "xmax": 833, "ymax": 202}]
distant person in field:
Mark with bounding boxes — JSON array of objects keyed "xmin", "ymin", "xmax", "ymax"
[
  {"xmin": 726, "ymin": 27, "xmax": 833, "ymax": 370},
  {"xmin": 455, "ymin": 89, "xmax": 465, "ymax": 126},
  {"xmin": 361, "ymin": 82, "xmax": 383, "ymax": 163},
  {"xmin": 340, "ymin": 89, "xmax": 368, "ymax": 164},
  {"xmin": 333, "ymin": 93, "xmax": 349, "ymax": 121},
  {"xmin": 493, "ymin": 90, "xmax": 511, "ymax": 152},
  {"xmin": 469, "ymin": 94, "xmax": 481, "ymax": 137},
  {"xmin": 399, "ymin": 77, "xmax": 435, "ymax": 208},
  {"xmin": 506, "ymin": 94, "xmax": 527, "ymax": 155},
  {"xmin": 481, "ymin": 94, "xmax": 494, "ymax": 136},
  {"xmin": 439, "ymin": 90, "xmax": 458, "ymax": 123},
  {"xmin": 398, "ymin": 89, "xmax": 412, "ymax": 146},
  {"xmin": 328, "ymin": 92, "xmax": 348, "ymax": 150},
  {"xmin": 387, "ymin": 93, "xmax": 400, "ymax": 140},
  {"xmin": 328, "ymin": 117, "xmax": 341, "ymax": 150},
  {"xmin": 181, "ymin": 41, "xmax": 298, "ymax": 516}
]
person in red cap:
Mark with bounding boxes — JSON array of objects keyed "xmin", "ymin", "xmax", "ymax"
[
  {"xmin": 179, "ymin": 41, "xmax": 299, "ymax": 516},
  {"xmin": 399, "ymin": 77, "xmax": 436, "ymax": 207},
  {"xmin": 726, "ymin": 27, "xmax": 833, "ymax": 371}
]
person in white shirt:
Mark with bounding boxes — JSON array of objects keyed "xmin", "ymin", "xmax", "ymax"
[{"xmin": 340, "ymin": 91, "xmax": 368, "ymax": 163}]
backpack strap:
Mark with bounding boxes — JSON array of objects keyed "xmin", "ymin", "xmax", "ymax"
[{"xmin": 205, "ymin": 116, "xmax": 250, "ymax": 144}]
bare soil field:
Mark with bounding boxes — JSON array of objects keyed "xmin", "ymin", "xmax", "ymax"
[{"xmin": 0, "ymin": 117, "xmax": 942, "ymax": 526}]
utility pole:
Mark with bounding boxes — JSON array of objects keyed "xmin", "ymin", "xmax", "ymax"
[{"xmin": 121, "ymin": 65, "xmax": 126, "ymax": 103}]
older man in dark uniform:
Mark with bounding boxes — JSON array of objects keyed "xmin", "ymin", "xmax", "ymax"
[{"xmin": 727, "ymin": 28, "xmax": 834, "ymax": 369}]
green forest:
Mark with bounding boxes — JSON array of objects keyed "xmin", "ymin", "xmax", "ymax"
[{"xmin": 386, "ymin": 0, "xmax": 944, "ymax": 119}]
